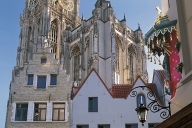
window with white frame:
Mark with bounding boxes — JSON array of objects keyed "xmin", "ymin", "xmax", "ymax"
[
  {"xmin": 88, "ymin": 97, "xmax": 98, "ymax": 112},
  {"xmin": 34, "ymin": 103, "xmax": 47, "ymax": 121},
  {"xmin": 98, "ymin": 125, "xmax": 110, "ymax": 128},
  {"xmin": 37, "ymin": 76, "xmax": 46, "ymax": 89},
  {"xmin": 77, "ymin": 125, "xmax": 89, "ymax": 128},
  {"xmin": 126, "ymin": 124, "xmax": 138, "ymax": 128},
  {"xmin": 52, "ymin": 103, "xmax": 65, "ymax": 121},
  {"xmin": 15, "ymin": 103, "xmax": 28, "ymax": 121},
  {"xmin": 137, "ymin": 94, "xmax": 146, "ymax": 107}
]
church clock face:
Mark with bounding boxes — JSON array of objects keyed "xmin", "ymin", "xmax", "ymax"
[{"xmin": 28, "ymin": 0, "xmax": 39, "ymax": 10}]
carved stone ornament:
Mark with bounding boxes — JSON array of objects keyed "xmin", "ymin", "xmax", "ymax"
[
  {"xmin": 14, "ymin": 68, "xmax": 20, "ymax": 76},
  {"xmin": 28, "ymin": 0, "xmax": 39, "ymax": 10}
]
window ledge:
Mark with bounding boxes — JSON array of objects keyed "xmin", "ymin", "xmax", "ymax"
[
  {"xmin": 34, "ymin": 88, "xmax": 47, "ymax": 90},
  {"xmin": 25, "ymin": 85, "xmax": 33, "ymax": 87},
  {"xmin": 48, "ymin": 85, "xmax": 57, "ymax": 87}
]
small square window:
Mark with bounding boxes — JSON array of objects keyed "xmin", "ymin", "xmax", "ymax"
[
  {"xmin": 77, "ymin": 125, "xmax": 89, "ymax": 128},
  {"xmin": 50, "ymin": 75, "xmax": 57, "ymax": 85},
  {"xmin": 41, "ymin": 58, "xmax": 47, "ymax": 64},
  {"xmin": 34, "ymin": 103, "xmax": 47, "ymax": 121},
  {"xmin": 37, "ymin": 76, "xmax": 46, "ymax": 89},
  {"xmin": 126, "ymin": 124, "xmax": 138, "ymax": 128},
  {"xmin": 98, "ymin": 125, "xmax": 110, "ymax": 128},
  {"xmin": 148, "ymin": 123, "xmax": 159, "ymax": 128},
  {"xmin": 52, "ymin": 103, "xmax": 65, "ymax": 121},
  {"xmin": 88, "ymin": 97, "xmax": 98, "ymax": 112},
  {"xmin": 27, "ymin": 75, "xmax": 33, "ymax": 85},
  {"xmin": 15, "ymin": 103, "xmax": 28, "ymax": 121}
]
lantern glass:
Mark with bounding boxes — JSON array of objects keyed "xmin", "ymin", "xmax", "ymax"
[{"xmin": 135, "ymin": 104, "xmax": 149, "ymax": 126}]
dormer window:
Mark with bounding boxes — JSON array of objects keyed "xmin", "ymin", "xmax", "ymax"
[{"xmin": 41, "ymin": 57, "xmax": 47, "ymax": 64}]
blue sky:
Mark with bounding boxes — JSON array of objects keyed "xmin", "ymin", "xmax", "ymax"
[{"xmin": 0, "ymin": 0, "xmax": 162, "ymax": 127}]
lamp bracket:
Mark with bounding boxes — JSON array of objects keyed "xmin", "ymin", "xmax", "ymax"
[{"xmin": 130, "ymin": 86, "xmax": 171, "ymax": 119}]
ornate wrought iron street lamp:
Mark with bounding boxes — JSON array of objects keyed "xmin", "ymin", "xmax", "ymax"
[
  {"xmin": 135, "ymin": 103, "xmax": 149, "ymax": 126},
  {"xmin": 131, "ymin": 86, "xmax": 171, "ymax": 126}
]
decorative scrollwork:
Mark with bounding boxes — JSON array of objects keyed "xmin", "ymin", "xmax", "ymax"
[
  {"xmin": 130, "ymin": 86, "xmax": 171, "ymax": 119},
  {"xmin": 160, "ymin": 109, "xmax": 170, "ymax": 119},
  {"xmin": 130, "ymin": 90, "xmax": 137, "ymax": 97}
]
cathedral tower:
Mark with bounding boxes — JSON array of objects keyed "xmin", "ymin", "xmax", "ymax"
[
  {"xmin": 17, "ymin": 0, "xmax": 80, "ymax": 69},
  {"xmin": 5, "ymin": 0, "xmax": 80, "ymax": 127}
]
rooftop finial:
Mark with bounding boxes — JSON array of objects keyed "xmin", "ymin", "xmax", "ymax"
[
  {"xmin": 138, "ymin": 23, "xmax": 141, "ymax": 30},
  {"xmin": 81, "ymin": 14, "xmax": 84, "ymax": 21},
  {"xmin": 124, "ymin": 13, "xmax": 126, "ymax": 21}
]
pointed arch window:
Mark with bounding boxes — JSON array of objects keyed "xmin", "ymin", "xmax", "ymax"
[
  {"xmin": 116, "ymin": 44, "xmax": 120, "ymax": 71},
  {"xmin": 137, "ymin": 94, "xmax": 146, "ymax": 107},
  {"xmin": 50, "ymin": 20, "xmax": 58, "ymax": 58},
  {"xmin": 51, "ymin": 20, "xmax": 58, "ymax": 44},
  {"xmin": 72, "ymin": 46, "xmax": 80, "ymax": 81},
  {"xmin": 129, "ymin": 51, "xmax": 133, "ymax": 83}
]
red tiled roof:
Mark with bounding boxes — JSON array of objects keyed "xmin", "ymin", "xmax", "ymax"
[
  {"xmin": 73, "ymin": 87, "xmax": 79, "ymax": 95},
  {"xmin": 111, "ymin": 84, "xmax": 134, "ymax": 99}
]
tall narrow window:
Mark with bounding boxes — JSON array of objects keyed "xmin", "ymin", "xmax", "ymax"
[
  {"xmin": 88, "ymin": 97, "xmax": 98, "ymax": 112},
  {"xmin": 37, "ymin": 76, "xmax": 46, "ymax": 89},
  {"xmin": 50, "ymin": 20, "xmax": 58, "ymax": 58},
  {"xmin": 129, "ymin": 51, "xmax": 133, "ymax": 84},
  {"xmin": 50, "ymin": 74, "xmax": 57, "ymax": 85},
  {"xmin": 51, "ymin": 20, "xmax": 58, "ymax": 44},
  {"xmin": 15, "ymin": 103, "xmax": 28, "ymax": 121},
  {"xmin": 137, "ymin": 94, "xmax": 146, "ymax": 107},
  {"xmin": 116, "ymin": 45, "xmax": 119, "ymax": 71},
  {"xmin": 27, "ymin": 75, "xmax": 34, "ymax": 85},
  {"xmin": 73, "ymin": 46, "xmax": 80, "ymax": 81},
  {"xmin": 34, "ymin": 103, "xmax": 47, "ymax": 121},
  {"xmin": 52, "ymin": 103, "xmax": 65, "ymax": 121}
]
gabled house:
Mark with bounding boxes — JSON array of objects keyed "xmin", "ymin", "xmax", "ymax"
[{"xmin": 71, "ymin": 69, "xmax": 165, "ymax": 128}]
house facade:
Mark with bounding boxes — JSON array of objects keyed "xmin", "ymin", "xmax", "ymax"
[{"xmin": 71, "ymin": 69, "xmax": 165, "ymax": 128}]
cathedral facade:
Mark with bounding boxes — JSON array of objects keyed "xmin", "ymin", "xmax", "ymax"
[
  {"xmin": 63, "ymin": 0, "xmax": 148, "ymax": 87},
  {"xmin": 5, "ymin": 0, "xmax": 148, "ymax": 127}
]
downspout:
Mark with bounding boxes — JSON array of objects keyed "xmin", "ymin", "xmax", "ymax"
[{"xmin": 70, "ymin": 99, "xmax": 73, "ymax": 128}]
